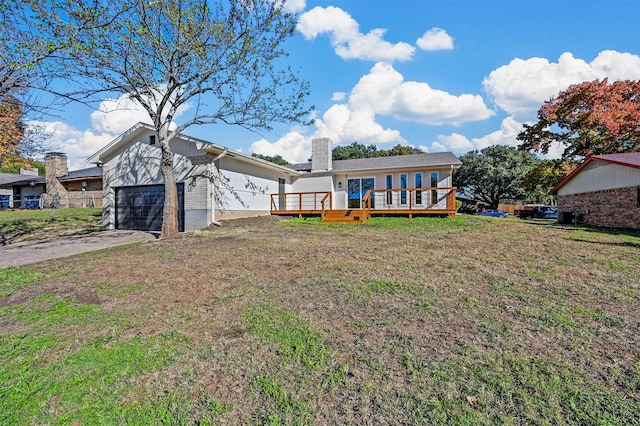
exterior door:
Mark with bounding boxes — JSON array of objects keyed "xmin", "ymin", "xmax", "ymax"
[{"xmin": 347, "ymin": 178, "xmax": 375, "ymax": 209}]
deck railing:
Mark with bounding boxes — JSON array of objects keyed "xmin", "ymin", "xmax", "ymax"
[
  {"xmin": 363, "ymin": 187, "xmax": 457, "ymax": 213},
  {"xmin": 271, "ymin": 187, "xmax": 457, "ymax": 218},
  {"xmin": 270, "ymin": 191, "xmax": 331, "ymax": 216}
]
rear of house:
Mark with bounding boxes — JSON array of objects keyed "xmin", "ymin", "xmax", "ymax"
[
  {"xmin": 88, "ymin": 123, "xmax": 461, "ymax": 231},
  {"xmin": 550, "ymin": 153, "xmax": 640, "ymax": 229}
]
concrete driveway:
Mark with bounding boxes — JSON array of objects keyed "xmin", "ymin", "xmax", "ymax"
[{"xmin": 0, "ymin": 230, "xmax": 157, "ymax": 268}]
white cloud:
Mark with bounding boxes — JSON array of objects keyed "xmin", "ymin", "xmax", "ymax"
[
  {"xmin": 351, "ymin": 62, "xmax": 494, "ymax": 126},
  {"xmin": 282, "ymin": 0, "xmax": 305, "ymax": 13},
  {"xmin": 297, "ymin": 6, "xmax": 415, "ymax": 62},
  {"xmin": 33, "ymin": 92, "xmax": 191, "ymax": 171},
  {"xmin": 483, "ymin": 50, "xmax": 640, "ymax": 121},
  {"xmin": 29, "ymin": 120, "xmax": 115, "ymax": 170},
  {"xmin": 90, "ymin": 96, "xmax": 152, "ymax": 134},
  {"xmin": 429, "ymin": 116, "xmax": 524, "ymax": 155},
  {"xmin": 416, "ymin": 28, "xmax": 454, "ymax": 51},
  {"xmin": 250, "ymin": 131, "xmax": 311, "ymax": 164},
  {"xmin": 250, "ymin": 62, "xmax": 495, "ymax": 162},
  {"xmin": 331, "ymin": 92, "xmax": 346, "ymax": 101}
]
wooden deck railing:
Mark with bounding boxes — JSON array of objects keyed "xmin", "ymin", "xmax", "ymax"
[
  {"xmin": 363, "ymin": 187, "xmax": 457, "ymax": 214},
  {"xmin": 271, "ymin": 187, "xmax": 457, "ymax": 219},
  {"xmin": 270, "ymin": 191, "xmax": 331, "ymax": 218}
]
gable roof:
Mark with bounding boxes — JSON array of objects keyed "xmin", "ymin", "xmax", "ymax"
[
  {"xmin": 550, "ymin": 153, "xmax": 640, "ymax": 195},
  {"xmin": 288, "ymin": 152, "xmax": 461, "ymax": 173},
  {"xmin": 87, "ymin": 122, "xmax": 300, "ymax": 176}
]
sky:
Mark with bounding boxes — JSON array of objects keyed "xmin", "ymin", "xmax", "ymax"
[{"xmin": 34, "ymin": 0, "xmax": 640, "ymax": 171}]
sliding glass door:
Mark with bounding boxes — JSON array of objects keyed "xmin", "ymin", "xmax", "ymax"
[{"xmin": 347, "ymin": 178, "xmax": 375, "ymax": 209}]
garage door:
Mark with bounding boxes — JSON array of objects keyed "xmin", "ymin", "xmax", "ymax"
[{"xmin": 115, "ymin": 183, "xmax": 184, "ymax": 232}]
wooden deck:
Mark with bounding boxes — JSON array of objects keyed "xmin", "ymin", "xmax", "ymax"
[{"xmin": 270, "ymin": 187, "xmax": 457, "ymax": 224}]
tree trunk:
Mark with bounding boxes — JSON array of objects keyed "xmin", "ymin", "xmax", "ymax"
[{"xmin": 159, "ymin": 136, "xmax": 179, "ymax": 239}]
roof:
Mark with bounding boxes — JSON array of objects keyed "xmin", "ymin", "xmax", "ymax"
[
  {"xmin": 88, "ymin": 122, "xmax": 300, "ymax": 176},
  {"xmin": 0, "ymin": 166, "xmax": 102, "ymax": 188},
  {"xmin": 550, "ymin": 152, "xmax": 640, "ymax": 195},
  {"xmin": 0, "ymin": 174, "xmax": 44, "ymax": 188},
  {"xmin": 287, "ymin": 152, "xmax": 462, "ymax": 174},
  {"xmin": 0, "ymin": 172, "xmax": 37, "ymax": 186},
  {"xmin": 58, "ymin": 166, "xmax": 103, "ymax": 182}
]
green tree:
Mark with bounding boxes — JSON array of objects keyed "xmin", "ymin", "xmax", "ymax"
[
  {"xmin": 332, "ymin": 142, "xmax": 381, "ymax": 160},
  {"xmin": 251, "ymin": 153, "xmax": 289, "ymax": 166},
  {"xmin": 520, "ymin": 159, "xmax": 573, "ymax": 203},
  {"xmin": 454, "ymin": 145, "xmax": 539, "ymax": 209},
  {"xmin": 386, "ymin": 144, "xmax": 424, "ymax": 156},
  {"xmin": 518, "ymin": 79, "xmax": 640, "ymax": 161},
  {"xmin": 28, "ymin": 0, "xmax": 311, "ymax": 237}
]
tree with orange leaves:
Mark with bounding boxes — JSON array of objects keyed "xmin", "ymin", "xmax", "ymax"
[
  {"xmin": 518, "ymin": 79, "xmax": 640, "ymax": 161},
  {"xmin": 0, "ymin": 95, "xmax": 26, "ymax": 166}
]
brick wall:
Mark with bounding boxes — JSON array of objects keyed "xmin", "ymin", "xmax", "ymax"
[{"xmin": 558, "ymin": 186, "xmax": 640, "ymax": 230}]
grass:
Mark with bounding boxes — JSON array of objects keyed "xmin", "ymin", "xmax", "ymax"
[
  {"xmin": 0, "ymin": 215, "xmax": 639, "ymax": 424},
  {"xmin": 0, "ymin": 207, "xmax": 103, "ymax": 244}
]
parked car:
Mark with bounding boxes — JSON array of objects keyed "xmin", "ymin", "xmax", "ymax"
[
  {"xmin": 477, "ymin": 209, "xmax": 509, "ymax": 218},
  {"xmin": 514, "ymin": 206, "xmax": 557, "ymax": 220}
]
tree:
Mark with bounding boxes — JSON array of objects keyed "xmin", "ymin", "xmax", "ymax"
[
  {"xmin": 454, "ymin": 145, "xmax": 539, "ymax": 209},
  {"xmin": 386, "ymin": 144, "xmax": 424, "ymax": 156},
  {"xmin": 0, "ymin": 96, "xmax": 24, "ymax": 165},
  {"xmin": 332, "ymin": 142, "xmax": 381, "ymax": 160},
  {"xmin": 31, "ymin": 0, "xmax": 311, "ymax": 237},
  {"xmin": 251, "ymin": 153, "xmax": 289, "ymax": 166},
  {"xmin": 519, "ymin": 159, "xmax": 573, "ymax": 203},
  {"xmin": 518, "ymin": 79, "xmax": 640, "ymax": 161},
  {"xmin": 332, "ymin": 142, "xmax": 423, "ymax": 160}
]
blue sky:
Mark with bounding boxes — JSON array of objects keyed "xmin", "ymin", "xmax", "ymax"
[{"xmin": 37, "ymin": 0, "xmax": 640, "ymax": 170}]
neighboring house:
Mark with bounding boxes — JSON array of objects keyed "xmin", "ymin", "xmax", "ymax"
[
  {"xmin": 88, "ymin": 123, "xmax": 462, "ymax": 232},
  {"xmin": 0, "ymin": 153, "xmax": 102, "ymax": 209},
  {"xmin": 550, "ymin": 153, "xmax": 640, "ymax": 229},
  {"xmin": 0, "ymin": 168, "xmax": 40, "ymax": 208}
]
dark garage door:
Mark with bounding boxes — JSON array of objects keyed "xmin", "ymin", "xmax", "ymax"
[{"xmin": 115, "ymin": 183, "xmax": 184, "ymax": 232}]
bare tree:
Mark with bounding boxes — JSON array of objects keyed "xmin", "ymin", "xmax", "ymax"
[{"xmin": 33, "ymin": 0, "xmax": 312, "ymax": 237}]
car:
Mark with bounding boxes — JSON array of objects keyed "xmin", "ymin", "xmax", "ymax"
[
  {"xmin": 477, "ymin": 209, "xmax": 509, "ymax": 218},
  {"xmin": 515, "ymin": 206, "xmax": 557, "ymax": 220}
]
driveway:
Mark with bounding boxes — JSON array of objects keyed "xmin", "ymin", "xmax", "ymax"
[{"xmin": 0, "ymin": 230, "xmax": 157, "ymax": 268}]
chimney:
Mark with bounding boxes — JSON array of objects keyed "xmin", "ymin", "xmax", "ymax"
[
  {"xmin": 311, "ymin": 138, "xmax": 332, "ymax": 172},
  {"xmin": 45, "ymin": 152, "xmax": 68, "ymax": 179}
]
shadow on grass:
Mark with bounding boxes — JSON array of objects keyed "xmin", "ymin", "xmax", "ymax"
[{"xmin": 524, "ymin": 220, "xmax": 640, "ymax": 249}]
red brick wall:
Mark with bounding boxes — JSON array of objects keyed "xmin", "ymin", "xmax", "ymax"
[{"xmin": 558, "ymin": 186, "xmax": 640, "ymax": 229}]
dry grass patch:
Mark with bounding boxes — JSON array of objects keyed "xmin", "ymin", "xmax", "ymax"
[{"xmin": 1, "ymin": 215, "xmax": 639, "ymax": 424}]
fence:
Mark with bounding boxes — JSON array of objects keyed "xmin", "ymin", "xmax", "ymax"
[{"xmin": 2, "ymin": 194, "xmax": 103, "ymax": 210}]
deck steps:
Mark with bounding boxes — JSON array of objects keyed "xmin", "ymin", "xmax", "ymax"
[{"xmin": 322, "ymin": 209, "xmax": 368, "ymax": 224}]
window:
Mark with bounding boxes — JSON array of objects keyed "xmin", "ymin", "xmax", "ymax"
[
  {"xmin": 149, "ymin": 135, "xmax": 156, "ymax": 145},
  {"xmin": 430, "ymin": 172, "xmax": 438, "ymax": 206},
  {"xmin": 400, "ymin": 173, "xmax": 407, "ymax": 205},
  {"xmin": 385, "ymin": 175, "xmax": 393, "ymax": 205},
  {"xmin": 415, "ymin": 173, "xmax": 423, "ymax": 204}
]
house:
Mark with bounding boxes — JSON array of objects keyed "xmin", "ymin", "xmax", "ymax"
[
  {"xmin": 0, "ymin": 153, "xmax": 103, "ymax": 209},
  {"xmin": 550, "ymin": 153, "xmax": 640, "ymax": 229},
  {"xmin": 0, "ymin": 168, "xmax": 40, "ymax": 208},
  {"xmin": 87, "ymin": 123, "xmax": 461, "ymax": 231}
]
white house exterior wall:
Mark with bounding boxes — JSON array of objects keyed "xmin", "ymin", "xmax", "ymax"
[
  {"xmin": 557, "ymin": 161, "xmax": 640, "ymax": 196},
  {"xmin": 216, "ymin": 156, "xmax": 290, "ymax": 219}
]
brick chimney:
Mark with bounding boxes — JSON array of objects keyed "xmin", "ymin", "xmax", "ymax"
[
  {"xmin": 311, "ymin": 138, "xmax": 332, "ymax": 172},
  {"xmin": 45, "ymin": 152, "xmax": 69, "ymax": 203},
  {"xmin": 45, "ymin": 152, "xmax": 68, "ymax": 178}
]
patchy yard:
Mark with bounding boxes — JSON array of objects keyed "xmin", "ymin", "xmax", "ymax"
[
  {"xmin": 0, "ymin": 208, "xmax": 103, "ymax": 245},
  {"xmin": 1, "ymin": 215, "xmax": 639, "ymax": 424}
]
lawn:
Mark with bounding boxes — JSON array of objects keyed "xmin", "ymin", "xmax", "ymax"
[
  {"xmin": 0, "ymin": 207, "xmax": 103, "ymax": 245},
  {"xmin": 1, "ymin": 215, "xmax": 639, "ymax": 425}
]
